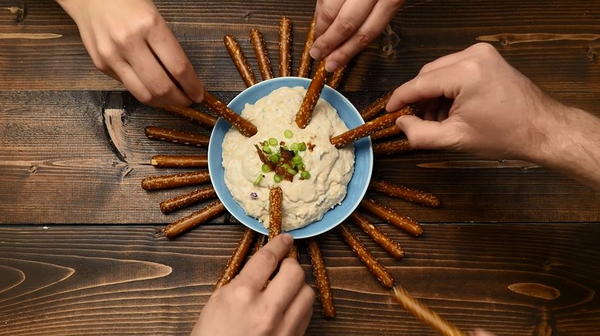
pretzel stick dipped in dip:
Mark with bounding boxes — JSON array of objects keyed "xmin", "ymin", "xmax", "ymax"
[
  {"xmin": 162, "ymin": 200, "xmax": 226, "ymax": 238},
  {"xmin": 202, "ymin": 91, "xmax": 258, "ymax": 137},
  {"xmin": 308, "ymin": 238, "xmax": 336, "ymax": 319},
  {"xmin": 160, "ymin": 186, "xmax": 217, "ymax": 214},
  {"xmin": 145, "ymin": 126, "xmax": 209, "ymax": 147},
  {"xmin": 151, "ymin": 154, "xmax": 208, "ymax": 168},
  {"xmin": 337, "ymin": 223, "xmax": 395, "ymax": 288},
  {"xmin": 250, "ymin": 28, "xmax": 273, "ymax": 81},
  {"xmin": 331, "ymin": 105, "xmax": 414, "ymax": 148},
  {"xmin": 370, "ymin": 180, "xmax": 441, "ymax": 208},
  {"xmin": 296, "ymin": 61, "xmax": 328, "ymax": 129},
  {"xmin": 297, "ymin": 15, "xmax": 316, "ymax": 78},
  {"xmin": 224, "ymin": 34, "xmax": 257, "ymax": 87},
  {"xmin": 215, "ymin": 228, "xmax": 256, "ymax": 289},
  {"xmin": 163, "ymin": 105, "xmax": 217, "ymax": 128},
  {"xmin": 141, "ymin": 171, "xmax": 211, "ymax": 191},
  {"xmin": 351, "ymin": 212, "xmax": 404, "ymax": 259},
  {"xmin": 278, "ymin": 16, "xmax": 292, "ymax": 77},
  {"xmin": 360, "ymin": 198, "xmax": 423, "ymax": 236}
]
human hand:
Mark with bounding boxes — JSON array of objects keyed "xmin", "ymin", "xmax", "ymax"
[
  {"xmin": 471, "ymin": 329, "xmax": 496, "ymax": 336},
  {"xmin": 310, "ymin": 0, "xmax": 404, "ymax": 72},
  {"xmin": 57, "ymin": 0, "xmax": 204, "ymax": 107},
  {"xmin": 191, "ymin": 234, "xmax": 315, "ymax": 336},
  {"xmin": 387, "ymin": 42, "xmax": 570, "ymax": 161}
]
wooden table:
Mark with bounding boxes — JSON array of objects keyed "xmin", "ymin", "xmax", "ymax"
[{"xmin": 1, "ymin": 1, "xmax": 599, "ymax": 335}]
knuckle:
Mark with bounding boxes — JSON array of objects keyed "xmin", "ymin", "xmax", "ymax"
[
  {"xmin": 230, "ymin": 284, "xmax": 255, "ymax": 304},
  {"xmin": 151, "ymin": 83, "xmax": 173, "ymax": 97},
  {"xmin": 96, "ymin": 43, "xmax": 115, "ymax": 59},
  {"xmin": 459, "ymin": 58, "xmax": 483, "ymax": 79},
  {"xmin": 171, "ymin": 61, "xmax": 191, "ymax": 78},
  {"xmin": 356, "ymin": 32, "xmax": 372, "ymax": 49},
  {"xmin": 137, "ymin": 12, "xmax": 161, "ymax": 32},
  {"xmin": 136, "ymin": 91, "xmax": 153, "ymax": 105},
  {"xmin": 472, "ymin": 42, "xmax": 497, "ymax": 57},
  {"xmin": 113, "ymin": 30, "xmax": 135, "ymax": 46},
  {"xmin": 257, "ymin": 249, "xmax": 279, "ymax": 270},
  {"xmin": 336, "ymin": 18, "xmax": 357, "ymax": 35}
]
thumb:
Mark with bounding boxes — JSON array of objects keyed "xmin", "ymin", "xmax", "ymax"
[{"xmin": 395, "ymin": 115, "xmax": 459, "ymax": 150}]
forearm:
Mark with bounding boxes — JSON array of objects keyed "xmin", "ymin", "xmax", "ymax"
[{"xmin": 532, "ymin": 105, "xmax": 600, "ymax": 190}]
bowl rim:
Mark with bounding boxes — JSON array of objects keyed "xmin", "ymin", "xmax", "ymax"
[{"xmin": 208, "ymin": 76, "xmax": 373, "ymax": 239}]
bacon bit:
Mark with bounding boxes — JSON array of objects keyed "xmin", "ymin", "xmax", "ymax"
[
  {"xmin": 280, "ymin": 141, "xmax": 286, "ymax": 146},
  {"xmin": 275, "ymin": 166, "xmax": 294, "ymax": 181},
  {"xmin": 255, "ymin": 144, "xmax": 276, "ymax": 170},
  {"xmin": 308, "ymin": 142, "xmax": 316, "ymax": 152},
  {"xmin": 280, "ymin": 147, "xmax": 294, "ymax": 162}
]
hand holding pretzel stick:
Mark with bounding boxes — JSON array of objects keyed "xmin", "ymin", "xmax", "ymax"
[{"xmin": 193, "ymin": 234, "xmax": 315, "ymax": 336}]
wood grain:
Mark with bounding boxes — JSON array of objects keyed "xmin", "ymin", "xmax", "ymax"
[
  {"xmin": 0, "ymin": 224, "xmax": 598, "ymax": 335},
  {"xmin": 1, "ymin": 1, "xmax": 599, "ymax": 93}
]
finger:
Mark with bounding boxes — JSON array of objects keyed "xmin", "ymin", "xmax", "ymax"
[
  {"xmin": 146, "ymin": 19, "xmax": 205, "ymax": 103},
  {"xmin": 111, "ymin": 59, "xmax": 158, "ymax": 106},
  {"xmin": 314, "ymin": 0, "xmax": 346, "ymax": 39},
  {"xmin": 395, "ymin": 114, "xmax": 460, "ymax": 150},
  {"xmin": 122, "ymin": 40, "xmax": 191, "ymax": 107},
  {"xmin": 273, "ymin": 284, "xmax": 315, "ymax": 336},
  {"xmin": 311, "ymin": 0, "xmax": 377, "ymax": 62},
  {"xmin": 324, "ymin": 0, "xmax": 401, "ymax": 71},
  {"xmin": 237, "ymin": 233, "xmax": 293, "ymax": 290},
  {"xmin": 471, "ymin": 329, "xmax": 497, "ymax": 336},
  {"xmin": 263, "ymin": 258, "xmax": 306, "ymax": 312},
  {"xmin": 386, "ymin": 65, "xmax": 463, "ymax": 112}
]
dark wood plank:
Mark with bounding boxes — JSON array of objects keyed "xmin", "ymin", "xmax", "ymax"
[
  {"xmin": 0, "ymin": 223, "xmax": 598, "ymax": 335},
  {"xmin": 0, "ymin": 0, "xmax": 599, "ymax": 93},
  {"xmin": 1, "ymin": 91, "xmax": 599, "ymax": 224}
]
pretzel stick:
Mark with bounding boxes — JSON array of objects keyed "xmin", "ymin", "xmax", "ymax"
[
  {"xmin": 360, "ymin": 91, "xmax": 394, "ymax": 121},
  {"xmin": 337, "ymin": 224, "xmax": 395, "ymax": 288},
  {"xmin": 224, "ymin": 34, "xmax": 257, "ymax": 87},
  {"xmin": 371, "ymin": 180, "xmax": 441, "ymax": 208},
  {"xmin": 250, "ymin": 28, "xmax": 273, "ymax": 80},
  {"xmin": 141, "ymin": 170, "xmax": 211, "ymax": 191},
  {"xmin": 330, "ymin": 106, "xmax": 414, "ymax": 148},
  {"xmin": 202, "ymin": 91, "xmax": 258, "ymax": 137},
  {"xmin": 162, "ymin": 200, "xmax": 226, "ymax": 239},
  {"xmin": 278, "ymin": 16, "xmax": 292, "ymax": 77},
  {"xmin": 160, "ymin": 186, "xmax": 217, "ymax": 214},
  {"xmin": 269, "ymin": 187, "xmax": 283, "ymax": 240},
  {"xmin": 360, "ymin": 198, "xmax": 423, "ymax": 236},
  {"xmin": 215, "ymin": 228, "xmax": 256, "ymax": 289},
  {"xmin": 307, "ymin": 238, "xmax": 336, "ymax": 319},
  {"xmin": 252, "ymin": 234, "xmax": 267, "ymax": 255},
  {"xmin": 288, "ymin": 243, "xmax": 299, "ymax": 259},
  {"xmin": 370, "ymin": 125, "xmax": 403, "ymax": 141},
  {"xmin": 373, "ymin": 139, "xmax": 412, "ymax": 156},
  {"xmin": 145, "ymin": 126, "xmax": 209, "ymax": 147},
  {"xmin": 392, "ymin": 286, "xmax": 466, "ymax": 336},
  {"xmin": 151, "ymin": 154, "xmax": 208, "ymax": 168},
  {"xmin": 327, "ymin": 65, "xmax": 347, "ymax": 90},
  {"xmin": 351, "ymin": 212, "xmax": 404, "ymax": 259},
  {"xmin": 163, "ymin": 105, "xmax": 217, "ymax": 128},
  {"xmin": 296, "ymin": 60, "xmax": 328, "ymax": 129},
  {"xmin": 297, "ymin": 15, "xmax": 316, "ymax": 77}
]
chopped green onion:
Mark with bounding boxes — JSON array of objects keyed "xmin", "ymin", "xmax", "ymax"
[
  {"xmin": 269, "ymin": 153, "xmax": 280, "ymax": 163},
  {"xmin": 292, "ymin": 154, "xmax": 303, "ymax": 165},
  {"xmin": 298, "ymin": 142, "xmax": 307, "ymax": 151},
  {"xmin": 253, "ymin": 174, "xmax": 264, "ymax": 185},
  {"xmin": 284, "ymin": 130, "xmax": 293, "ymax": 138},
  {"xmin": 295, "ymin": 163, "xmax": 305, "ymax": 171},
  {"xmin": 274, "ymin": 174, "xmax": 282, "ymax": 183},
  {"xmin": 287, "ymin": 168, "xmax": 297, "ymax": 175},
  {"xmin": 262, "ymin": 145, "xmax": 272, "ymax": 154},
  {"xmin": 281, "ymin": 163, "xmax": 290, "ymax": 170},
  {"xmin": 300, "ymin": 171, "xmax": 311, "ymax": 180},
  {"xmin": 290, "ymin": 143, "xmax": 300, "ymax": 152},
  {"xmin": 261, "ymin": 164, "xmax": 271, "ymax": 173},
  {"xmin": 268, "ymin": 138, "xmax": 278, "ymax": 146}
]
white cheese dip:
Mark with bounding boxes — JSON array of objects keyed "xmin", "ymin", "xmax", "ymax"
[{"xmin": 222, "ymin": 86, "xmax": 355, "ymax": 230}]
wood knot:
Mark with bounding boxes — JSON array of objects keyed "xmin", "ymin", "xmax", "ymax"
[{"xmin": 508, "ymin": 282, "xmax": 560, "ymax": 300}]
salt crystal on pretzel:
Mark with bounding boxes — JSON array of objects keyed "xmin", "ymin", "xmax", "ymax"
[
  {"xmin": 141, "ymin": 170, "xmax": 211, "ymax": 191},
  {"xmin": 224, "ymin": 34, "xmax": 257, "ymax": 87},
  {"xmin": 337, "ymin": 224, "xmax": 395, "ymax": 289},
  {"xmin": 162, "ymin": 200, "xmax": 226, "ymax": 239},
  {"xmin": 250, "ymin": 28, "xmax": 273, "ymax": 81},
  {"xmin": 308, "ymin": 238, "xmax": 336, "ymax": 319},
  {"xmin": 215, "ymin": 228, "xmax": 256, "ymax": 289},
  {"xmin": 350, "ymin": 212, "xmax": 404, "ymax": 259},
  {"xmin": 268, "ymin": 187, "xmax": 283, "ymax": 240},
  {"xmin": 278, "ymin": 16, "xmax": 292, "ymax": 77},
  {"xmin": 371, "ymin": 180, "xmax": 441, "ymax": 208},
  {"xmin": 295, "ymin": 60, "xmax": 328, "ymax": 129},
  {"xmin": 202, "ymin": 91, "xmax": 258, "ymax": 137},
  {"xmin": 330, "ymin": 105, "xmax": 414, "ymax": 148},
  {"xmin": 150, "ymin": 154, "xmax": 208, "ymax": 168},
  {"xmin": 360, "ymin": 198, "xmax": 423, "ymax": 236},
  {"xmin": 160, "ymin": 186, "xmax": 217, "ymax": 214},
  {"xmin": 373, "ymin": 138, "xmax": 412, "ymax": 156},
  {"xmin": 145, "ymin": 126, "xmax": 209, "ymax": 147},
  {"xmin": 297, "ymin": 15, "xmax": 316, "ymax": 78},
  {"xmin": 163, "ymin": 105, "xmax": 217, "ymax": 128},
  {"xmin": 360, "ymin": 91, "xmax": 394, "ymax": 121}
]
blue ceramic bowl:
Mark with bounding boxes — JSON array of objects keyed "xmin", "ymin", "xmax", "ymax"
[{"xmin": 208, "ymin": 77, "xmax": 373, "ymax": 239}]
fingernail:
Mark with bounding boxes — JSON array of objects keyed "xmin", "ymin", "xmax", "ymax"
[
  {"xmin": 325, "ymin": 60, "xmax": 338, "ymax": 72},
  {"xmin": 281, "ymin": 233, "xmax": 293, "ymax": 245},
  {"xmin": 309, "ymin": 47, "xmax": 321, "ymax": 60}
]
